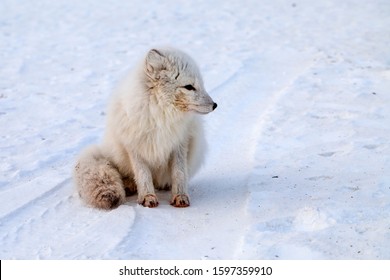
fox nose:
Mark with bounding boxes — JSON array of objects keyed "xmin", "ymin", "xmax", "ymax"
[{"xmin": 212, "ymin": 102, "xmax": 218, "ymax": 110}]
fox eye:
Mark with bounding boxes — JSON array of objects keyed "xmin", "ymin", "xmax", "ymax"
[{"xmin": 183, "ymin": 85, "xmax": 196, "ymax": 91}]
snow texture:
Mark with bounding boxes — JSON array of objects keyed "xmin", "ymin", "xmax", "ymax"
[{"xmin": 0, "ymin": 0, "xmax": 389, "ymax": 259}]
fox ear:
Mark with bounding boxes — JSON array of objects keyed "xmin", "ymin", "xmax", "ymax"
[{"xmin": 145, "ymin": 49, "xmax": 165, "ymax": 80}]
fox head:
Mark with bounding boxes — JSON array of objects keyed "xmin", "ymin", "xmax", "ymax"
[{"xmin": 144, "ymin": 48, "xmax": 217, "ymax": 114}]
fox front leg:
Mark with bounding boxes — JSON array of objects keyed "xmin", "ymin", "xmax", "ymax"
[
  {"xmin": 129, "ymin": 153, "xmax": 159, "ymax": 208},
  {"xmin": 170, "ymin": 145, "xmax": 190, "ymax": 207}
]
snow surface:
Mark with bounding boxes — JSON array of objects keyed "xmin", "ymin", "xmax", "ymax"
[{"xmin": 1, "ymin": 0, "xmax": 389, "ymax": 260}]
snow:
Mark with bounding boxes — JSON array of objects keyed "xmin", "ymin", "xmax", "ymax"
[{"xmin": 1, "ymin": 0, "xmax": 389, "ymax": 260}]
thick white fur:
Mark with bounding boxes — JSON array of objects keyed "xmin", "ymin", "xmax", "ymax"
[{"xmin": 74, "ymin": 48, "xmax": 216, "ymax": 209}]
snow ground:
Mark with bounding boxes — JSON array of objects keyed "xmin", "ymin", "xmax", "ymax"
[{"xmin": 0, "ymin": 0, "xmax": 389, "ymax": 259}]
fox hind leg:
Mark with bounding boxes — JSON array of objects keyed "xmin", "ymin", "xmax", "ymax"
[
  {"xmin": 123, "ymin": 176, "xmax": 137, "ymax": 196},
  {"xmin": 155, "ymin": 184, "xmax": 171, "ymax": 191}
]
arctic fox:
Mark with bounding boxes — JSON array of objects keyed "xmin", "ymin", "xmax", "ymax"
[{"xmin": 74, "ymin": 48, "xmax": 217, "ymax": 209}]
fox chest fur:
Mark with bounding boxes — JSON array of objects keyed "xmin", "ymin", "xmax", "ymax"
[
  {"xmin": 129, "ymin": 110, "xmax": 192, "ymax": 167},
  {"xmin": 106, "ymin": 95, "xmax": 193, "ymax": 169}
]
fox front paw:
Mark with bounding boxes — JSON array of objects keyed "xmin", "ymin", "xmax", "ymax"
[
  {"xmin": 139, "ymin": 194, "xmax": 159, "ymax": 208},
  {"xmin": 170, "ymin": 194, "xmax": 190, "ymax": 208}
]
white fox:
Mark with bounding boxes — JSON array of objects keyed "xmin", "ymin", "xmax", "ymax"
[{"xmin": 74, "ymin": 48, "xmax": 217, "ymax": 209}]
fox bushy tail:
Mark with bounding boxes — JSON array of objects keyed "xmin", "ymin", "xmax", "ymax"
[{"xmin": 73, "ymin": 145, "xmax": 126, "ymax": 209}]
